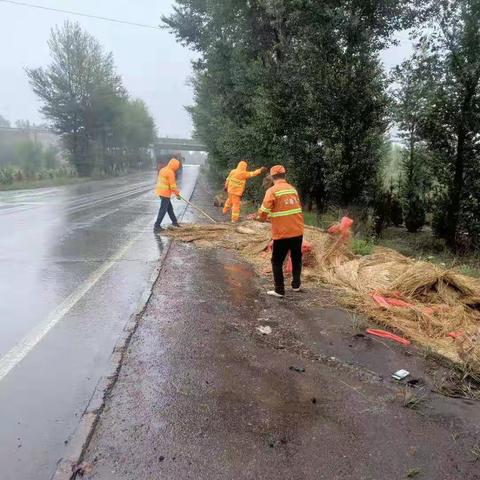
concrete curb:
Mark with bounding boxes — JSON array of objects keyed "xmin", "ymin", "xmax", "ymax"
[{"xmin": 51, "ymin": 247, "xmax": 171, "ymax": 480}]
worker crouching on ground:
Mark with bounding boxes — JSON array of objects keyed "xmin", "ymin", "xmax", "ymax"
[
  {"xmin": 258, "ymin": 165, "xmax": 304, "ymax": 298},
  {"xmin": 223, "ymin": 160, "xmax": 266, "ymax": 222},
  {"xmin": 154, "ymin": 155, "xmax": 182, "ymax": 232}
]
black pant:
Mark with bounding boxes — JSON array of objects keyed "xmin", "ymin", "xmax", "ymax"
[
  {"xmin": 154, "ymin": 197, "xmax": 178, "ymax": 229},
  {"xmin": 271, "ymin": 235, "xmax": 303, "ymax": 295}
]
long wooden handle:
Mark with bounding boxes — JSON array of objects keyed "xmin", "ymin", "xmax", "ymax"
[{"xmin": 180, "ymin": 196, "xmax": 217, "ymax": 223}]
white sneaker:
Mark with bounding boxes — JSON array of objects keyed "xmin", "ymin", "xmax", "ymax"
[
  {"xmin": 267, "ymin": 290, "xmax": 284, "ymax": 298},
  {"xmin": 292, "ymin": 287, "xmax": 302, "ymax": 292}
]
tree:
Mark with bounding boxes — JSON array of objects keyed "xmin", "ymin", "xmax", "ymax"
[
  {"xmin": 392, "ymin": 55, "xmax": 432, "ymax": 233},
  {"xmin": 27, "ymin": 21, "xmax": 127, "ymax": 176},
  {"xmin": 405, "ymin": 0, "xmax": 480, "ymax": 248},
  {"xmin": 120, "ymin": 99, "xmax": 156, "ymax": 168},
  {"xmin": 0, "ymin": 114, "xmax": 10, "ymax": 128},
  {"xmin": 14, "ymin": 140, "xmax": 44, "ymax": 179},
  {"xmin": 164, "ymin": 0, "xmax": 419, "ymax": 210},
  {"xmin": 15, "ymin": 120, "xmax": 32, "ymax": 130},
  {"xmin": 43, "ymin": 145, "xmax": 60, "ymax": 170},
  {"xmin": 401, "ymin": 146, "xmax": 428, "ymax": 232}
]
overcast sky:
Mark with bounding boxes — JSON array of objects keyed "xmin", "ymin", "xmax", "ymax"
[
  {"xmin": 0, "ymin": 1, "xmax": 412, "ymax": 138},
  {"xmin": 0, "ymin": 0, "xmax": 196, "ymax": 137}
]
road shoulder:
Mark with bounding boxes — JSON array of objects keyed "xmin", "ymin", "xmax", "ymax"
[{"xmin": 60, "ymin": 175, "xmax": 480, "ymax": 480}]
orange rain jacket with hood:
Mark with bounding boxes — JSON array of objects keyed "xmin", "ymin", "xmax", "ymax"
[
  {"xmin": 225, "ymin": 161, "xmax": 263, "ymax": 197},
  {"xmin": 258, "ymin": 180, "xmax": 304, "ymax": 240},
  {"xmin": 155, "ymin": 158, "xmax": 181, "ymax": 198}
]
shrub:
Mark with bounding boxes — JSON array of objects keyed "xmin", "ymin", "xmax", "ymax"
[
  {"xmin": 14, "ymin": 169, "xmax": 24, "ymax": 182},
  {"xmin": 405, "ymin": 197, "xmax": 426, "ymax": 233},
  {"xmin": 352, "ymin": 238, "xmax": 375, "ymax": 256},
  {"xmin": 0, "ymin": 167, "xmax": 16, "ymax": 185},
  {"xmin": 390, "ymin": 197, "xmax": 403, "ymax": 226},
  {"xmin": 372, "ymin": 190, "xmax": 393, "ymax": 237}
]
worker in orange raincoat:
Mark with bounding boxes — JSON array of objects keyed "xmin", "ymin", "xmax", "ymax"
[
  {"xmin": 258, "ymin": 165, "xmax": 304, "ymax": 298},
  {"xmin": 154, "ymin": 155, "xmax": 182, "ymax": 232},
  {"xmin": 223, "ymin": 160, "xmax": 266, "ymax": 222}
]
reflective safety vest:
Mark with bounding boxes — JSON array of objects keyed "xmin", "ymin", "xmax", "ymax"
[
  {"xmin": 258, "ymin": 180, "xmax": 304, "ymax": 240},
  {"xmin": 225, "ymin": 161, "xmax": 263, "ymax": 196},
  {"xmin": 155, "ymin": 158, "xmax": 180, "ymax": 198}
]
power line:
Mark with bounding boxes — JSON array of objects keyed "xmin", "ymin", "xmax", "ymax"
[{"xmin": 0, "ymin": 0, "xmax": 161, "ymax": 30}]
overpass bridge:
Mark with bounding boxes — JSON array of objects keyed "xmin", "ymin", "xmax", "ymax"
[{"xmin": 154, "ymin": 137, "xmax": 207, "ymax": 153}]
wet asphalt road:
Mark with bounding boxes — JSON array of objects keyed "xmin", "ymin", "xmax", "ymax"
[{"xmin": 0, "ymin": 167, "xmax": 199, "ymax": 480}]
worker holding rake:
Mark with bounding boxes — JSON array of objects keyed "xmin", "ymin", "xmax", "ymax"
[
  {"xmin": 154, "ymin": 154, "xmax": 182, "ymax": 232},
  {"xmin": 258, "ymin": 165, "xmax": 304, "ymax": 298},
  {"xmin": 223, "ymin": 160, "xmax": 266, "ymax": 222}
]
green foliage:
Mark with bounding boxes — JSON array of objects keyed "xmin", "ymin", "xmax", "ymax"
[
  {"xmin": 351, "ymin": 238, "xmax": 375, "ymax": 256},
  {"xmin": 381, "ymin": 143, "xmax": 404, "ymax": 190},
  {"xmin": 391, "ymin": 197, "xmax": 404, "ymax": 226},
  {"xmin": 391, "ymin": 53, "xmax": 432, "ymax": 234},
  {"xmin": 164, "ymin": 1, "xmax": 418, "ymax": 209},
  {"xmin": 393, "ymin": 1, "xmax": 480, "ymax": 249},
  {"xmin": 303, "ymin": 211, "xmax": 320, "ymax": 227},
  {"xmin": 0, "ymin": 166, "xmax": 16, "ymax": 185},
  {"xmin": 0, "ymin": 139, "xmax": 76, "ymax": 186},
  {"xmin": 400, "ymin": 146, "xmax": 429, "ymax": 233},
  {"xmin": 404, "ymin": 199, "xmax": 426, "ymax": 233},
  {"xmin": 372, "ymin": 189, "xmax": 393, "ymax": 237},
  {"xmin": 0, "ymin": 114, "xmax": 10, "ymax": 128},
  {"xmin": 43, "ymin": 145, "xmax": 58, "ymax": 170},
  {"xmin": 14, "ymin": 140, "xmax": 44, "ymax": 178},
  {"xmin": 458, "ymin": 264, "xmax": 480, "ymax": 279},
  {"xmin": 27, "ymin": 22, "xmax": 155, "ymax": 177}
]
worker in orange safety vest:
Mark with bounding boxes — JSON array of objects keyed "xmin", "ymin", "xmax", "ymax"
[
  {"xmin": 258, "ymin": 165, "xmax": 304, "ymax": 297},
  {"xmin": 223, "ymin": 160, "xmax": 266, "ymax": 222},
  {"xmin": 154, "ymin": 155, "xmax": 182, "ymax": 232}
]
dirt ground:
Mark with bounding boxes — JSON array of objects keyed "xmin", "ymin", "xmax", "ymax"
[{"xmin": 81, "ymin": 175, "xmax": 480, "ymax": 480}]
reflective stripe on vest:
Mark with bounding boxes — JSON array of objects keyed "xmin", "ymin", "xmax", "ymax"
[
  {"xmin": 269, "ymin": 208, "xmax": 303, "ymax": 218},
  {"xmin": 229, "ymin": 177, "xmax": 244, "ymax": 186},
  {"xmin": 274, "ymin": 189, "xmax": 298, "ymax": 197},
  {"xmin": 260, "ymin": 205, "xmax": 271, "ymax": 214}
]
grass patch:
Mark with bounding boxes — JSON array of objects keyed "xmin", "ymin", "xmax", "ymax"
[
  {"xmin": 350, "ymin": 313, "xmax": 367, "ymax": 334},
  {"xmin": 406, "ymin": 468, "xmax": 421, "ymax": 478},
  {"xmin": 472, "ymin": 443, "xmax": 480, "ymax": 462},
  {"xmin": 240, "ymin": 200, "xmax": 258, "ymax": 216},
  {"xmin": 351, "ymin": 238, "xmax": 375, "ymax": 256},
  {"xmin": 458, "ymin": 265, "xmax": 480, "ymax": 279},
  {"xmin": 303, "ymin": 211, "xmax": 319, "ymax": 227},
  {"xmin": 378, "ymin": 226, "xmax": 480, "ymax": 279},
  {"xmin": 401, "ymin": 387, "xmax": 427, "ymax": 410}
]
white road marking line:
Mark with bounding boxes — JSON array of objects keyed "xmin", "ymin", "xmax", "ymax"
[
  {"xmin": 0, "ymin": 227, "xmax": 146, "ymax": 384},
  {"xmin": 0, "ymin": 166, "xmax": 200, "ymax": 383}
]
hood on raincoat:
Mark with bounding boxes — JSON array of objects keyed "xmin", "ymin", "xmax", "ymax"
[
  {"xmin": 168, "ymin": 158, "xmax": 181, "ymax": 171},
  {"xmin": 236, "ymin": 160, "xmax": 247, "ymax": 171}
]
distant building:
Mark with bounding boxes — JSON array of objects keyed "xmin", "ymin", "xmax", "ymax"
[{"xmin": 0, "ymin": 126, "xmax": 61, "ymax": 149}]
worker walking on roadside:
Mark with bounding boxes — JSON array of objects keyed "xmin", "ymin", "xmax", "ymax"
[
  {"xmin": 154, "ymin": 155, "xmax": 182, "ymax": 232},
  {"xmin": 258, "ymin": 165, "xmax": 304, "ymax": 298},
  {"xmin": 223, "ymin": 160, "xmax": 266, "ymax": 222}
]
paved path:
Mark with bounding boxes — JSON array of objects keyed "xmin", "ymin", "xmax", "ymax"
[{"xmin": 0, "ymin": 167, "xmax": 199, "ymax": 480}]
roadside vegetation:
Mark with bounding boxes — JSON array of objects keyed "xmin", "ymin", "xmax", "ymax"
[
  {"xmin": 11, "ymin": 21, "xmax": 154, "ymax": 186},
  {"xmin": 0, "ymin": 125, "xmax": 77, "ymax": 189},
  {"xmin": 1, "ymin": 22, "xmax": 156, "ymax": 190},
  {"xmin": 164, "ymin": 1, "xmax": 480, "ymax": 263}
]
